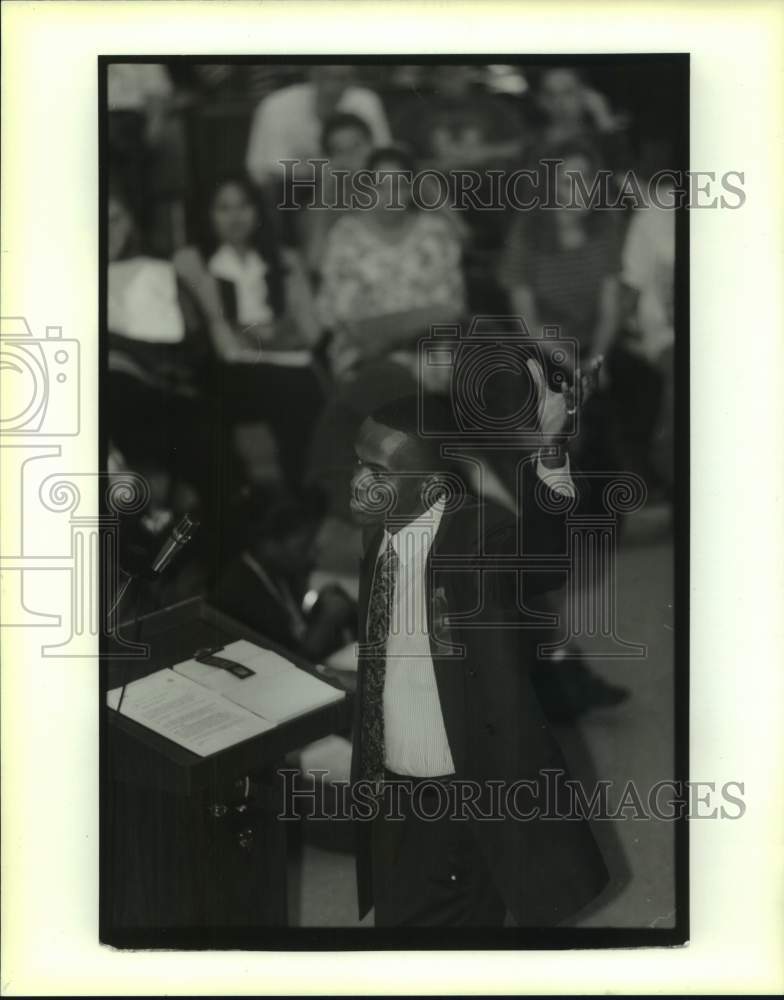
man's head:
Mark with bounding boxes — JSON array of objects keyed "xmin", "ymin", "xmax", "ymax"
[
  {"xmin": 350, "ymin": 396, "xmax": 453, "ymax": 530},
  {"xmin": 322, "ymin": 112, "xmax": 374, "ymax": 174}
]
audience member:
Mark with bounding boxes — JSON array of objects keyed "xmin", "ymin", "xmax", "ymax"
[
  {"xmin": 499, "ymin": 141, "xmax": 626, "ymax": 489},
  {"xmin": 499, "ymin": 142, "xmax": 624, "ymax": 368},
  {"xmin": 405, "ymin": 65, "xmax": 526, "ymax": 171},
  {"xmin": 106, "ymin": 187, "xmax": 211, "ymax": 503},
  {"xmin": 172, "ymin": 175, "xmax": 323, "ymax": 488},
  {"xmin": 317, "ymin": 147, "xmax": 466, "ymax": 379},
  {"xmin": 107, "ymin": 63, "xmax": 189, "ymax": 253},
  {"xmin": 211, "ymin": 486, "xmax": 356, "ymax": 662},
  {"xmin": 614, "ymin": 198, "xmax": 676, "ymax": 490},
  {"xmin": 309, "ymin": 147, "xmax": 466, "ymax": 514},
  {"xmin": 525, "ymin": 66, "xmax": 632, "ymax": 180},
  {"xmin": 296, "ymin": 112, "xmax": 376, "ymax": 280},
  {"xmin": 107, "ymin": 64, "xmax": 173, "ymax": 214},
  {"xmin": 191, "ymin": 63, "xmax": 302, "ymax": 105},
  {"xmin": 620, "ymin": 199, "xmax": 675, "ymax": 363},
  {"xmin": 394, "ymin": 65, "xmax": 527, "ymax": 306},
  {"xmin": 245, "ymin": 66, "xmax": 391, "ymax": 188}
]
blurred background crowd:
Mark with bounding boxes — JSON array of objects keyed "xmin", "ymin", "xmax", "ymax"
[{"xmin": 106, "ymin": 59, "xmax": 679, "ymax": 709}]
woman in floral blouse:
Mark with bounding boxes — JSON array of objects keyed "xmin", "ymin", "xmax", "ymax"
[
  {"xmin": 310, "ymin": 147, "xmax": 466, "ymax": 513},
  {"xmin": 317, "ymin": 146, "xmax": 466, "ymax": 380}
]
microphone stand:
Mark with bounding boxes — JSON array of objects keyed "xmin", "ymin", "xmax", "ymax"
[
  {"xmin": 108, "ymin": 570, "xmax": 148, "ymax": 715},
  {"xmin": 107, "ymin": 571, "xmax": 137, "ymax": 622},
  {"xmin": 109, "ymin": 513, "xmax": 200, "ymax": 716}
]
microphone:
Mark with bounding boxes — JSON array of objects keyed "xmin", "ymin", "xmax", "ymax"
[
  {"xmin": 150, "ymin": 513, "xmax": 200, "ymax": 576},
  {"xmin": 108, "ymin": 513, "xmax": 200, "ymax": 711}
]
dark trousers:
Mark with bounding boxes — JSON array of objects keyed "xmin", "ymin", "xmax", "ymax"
[{"xmin": 371, "ymin": 774, "xmax": 506, "ymax": 927}]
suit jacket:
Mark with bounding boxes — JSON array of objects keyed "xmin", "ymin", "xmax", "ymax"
[{"xmin": 351, "ymin": 459, "xmax": 610, "ymax": 926}]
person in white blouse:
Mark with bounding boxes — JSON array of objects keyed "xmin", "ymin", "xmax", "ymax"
[
  {"xmin": 613, "ymin": 199, "xmax": 676, "ymax": 490},
  {"xmin": 106, "ymin": 188, "xmax": 212, "ymax": 507},
  {"xmin": 172, "ymin": 175, "xmax": 323, "ymax": 487}
]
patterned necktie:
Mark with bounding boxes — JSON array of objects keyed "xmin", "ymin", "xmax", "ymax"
[{"xmin": 360, "ymin": 537, "xmax": 399, "ymax": 786}]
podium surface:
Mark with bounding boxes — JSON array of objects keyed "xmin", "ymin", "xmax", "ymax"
[{"xmin": 101, "ymin": 597, "xmax": 351, "ymax": 947}]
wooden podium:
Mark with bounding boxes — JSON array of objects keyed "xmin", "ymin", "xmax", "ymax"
[{"xmin": 100, "ymin": 597, "xmax": 351, "ymax": 948}]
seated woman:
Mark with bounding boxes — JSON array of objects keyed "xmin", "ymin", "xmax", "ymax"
[
  {"xmin": 295, "ymin": 111, "xmax": 376, "ymax": 282},
  {"xmin": 172, "ymin": 174, "xmax": 323, "ymax": 488},
  {"xmin": 397, "ymin": 65, "xmax": 527, "ymax": 309},
  {"xmin": 107, "ymin": 187, "xmax": 211, "ymax": 508},
  {"xmin": 498, "ymin": 139, "xmax": 626, "ymax": 479},
  {"xmin": 499, "ymin": 140, "xmax": 624, "ymax": 368},
  {"xmin": 310, "ymin": 146, "xmax": 466, "ymax": 514},
  {"xmin": 497, "ymin": 143, "xmax": 630, "ymax": 715}
]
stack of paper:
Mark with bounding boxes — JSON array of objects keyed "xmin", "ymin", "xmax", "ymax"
[
  {"xmin": 107, "ymin": 640, "xmax": 345, "ymax": 756},
  {"xmin": 173, "ymin": 640, "xmax": 345, "ymax": 724},
  {"xmin": 106, "ymin": 669, "xmax": 273, "ymax": 756}
]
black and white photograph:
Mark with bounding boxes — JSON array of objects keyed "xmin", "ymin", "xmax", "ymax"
[
  {"xmin": 2, "ymin": 1, "xmax": 783, "ymax": 992},
  {"xmin": 101, "ymin": 54, "xmax": 688, "ymax": 948}
]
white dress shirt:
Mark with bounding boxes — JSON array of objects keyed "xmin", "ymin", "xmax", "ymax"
[
  {"xmin": 378, "ymin": 457, "xmax": 574, "ymax": 778},
  {"xmin": 381, "ymin": 496, "xmax": 454, "ymax": 777}
]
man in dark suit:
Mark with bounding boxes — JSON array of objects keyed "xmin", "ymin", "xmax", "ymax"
[{"xmin": 348, "ymin": 365, "xmax": 609, "ymax": 927}]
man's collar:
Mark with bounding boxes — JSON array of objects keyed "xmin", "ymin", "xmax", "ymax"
[{"xmin": 382, "ymin": 497, "xmax": 446, "ymax": 563}]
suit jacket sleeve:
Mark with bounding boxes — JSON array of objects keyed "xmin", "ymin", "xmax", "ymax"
[{"xmin": 482, "ymin": 454, "xmax": 570, "ymax": 603}]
